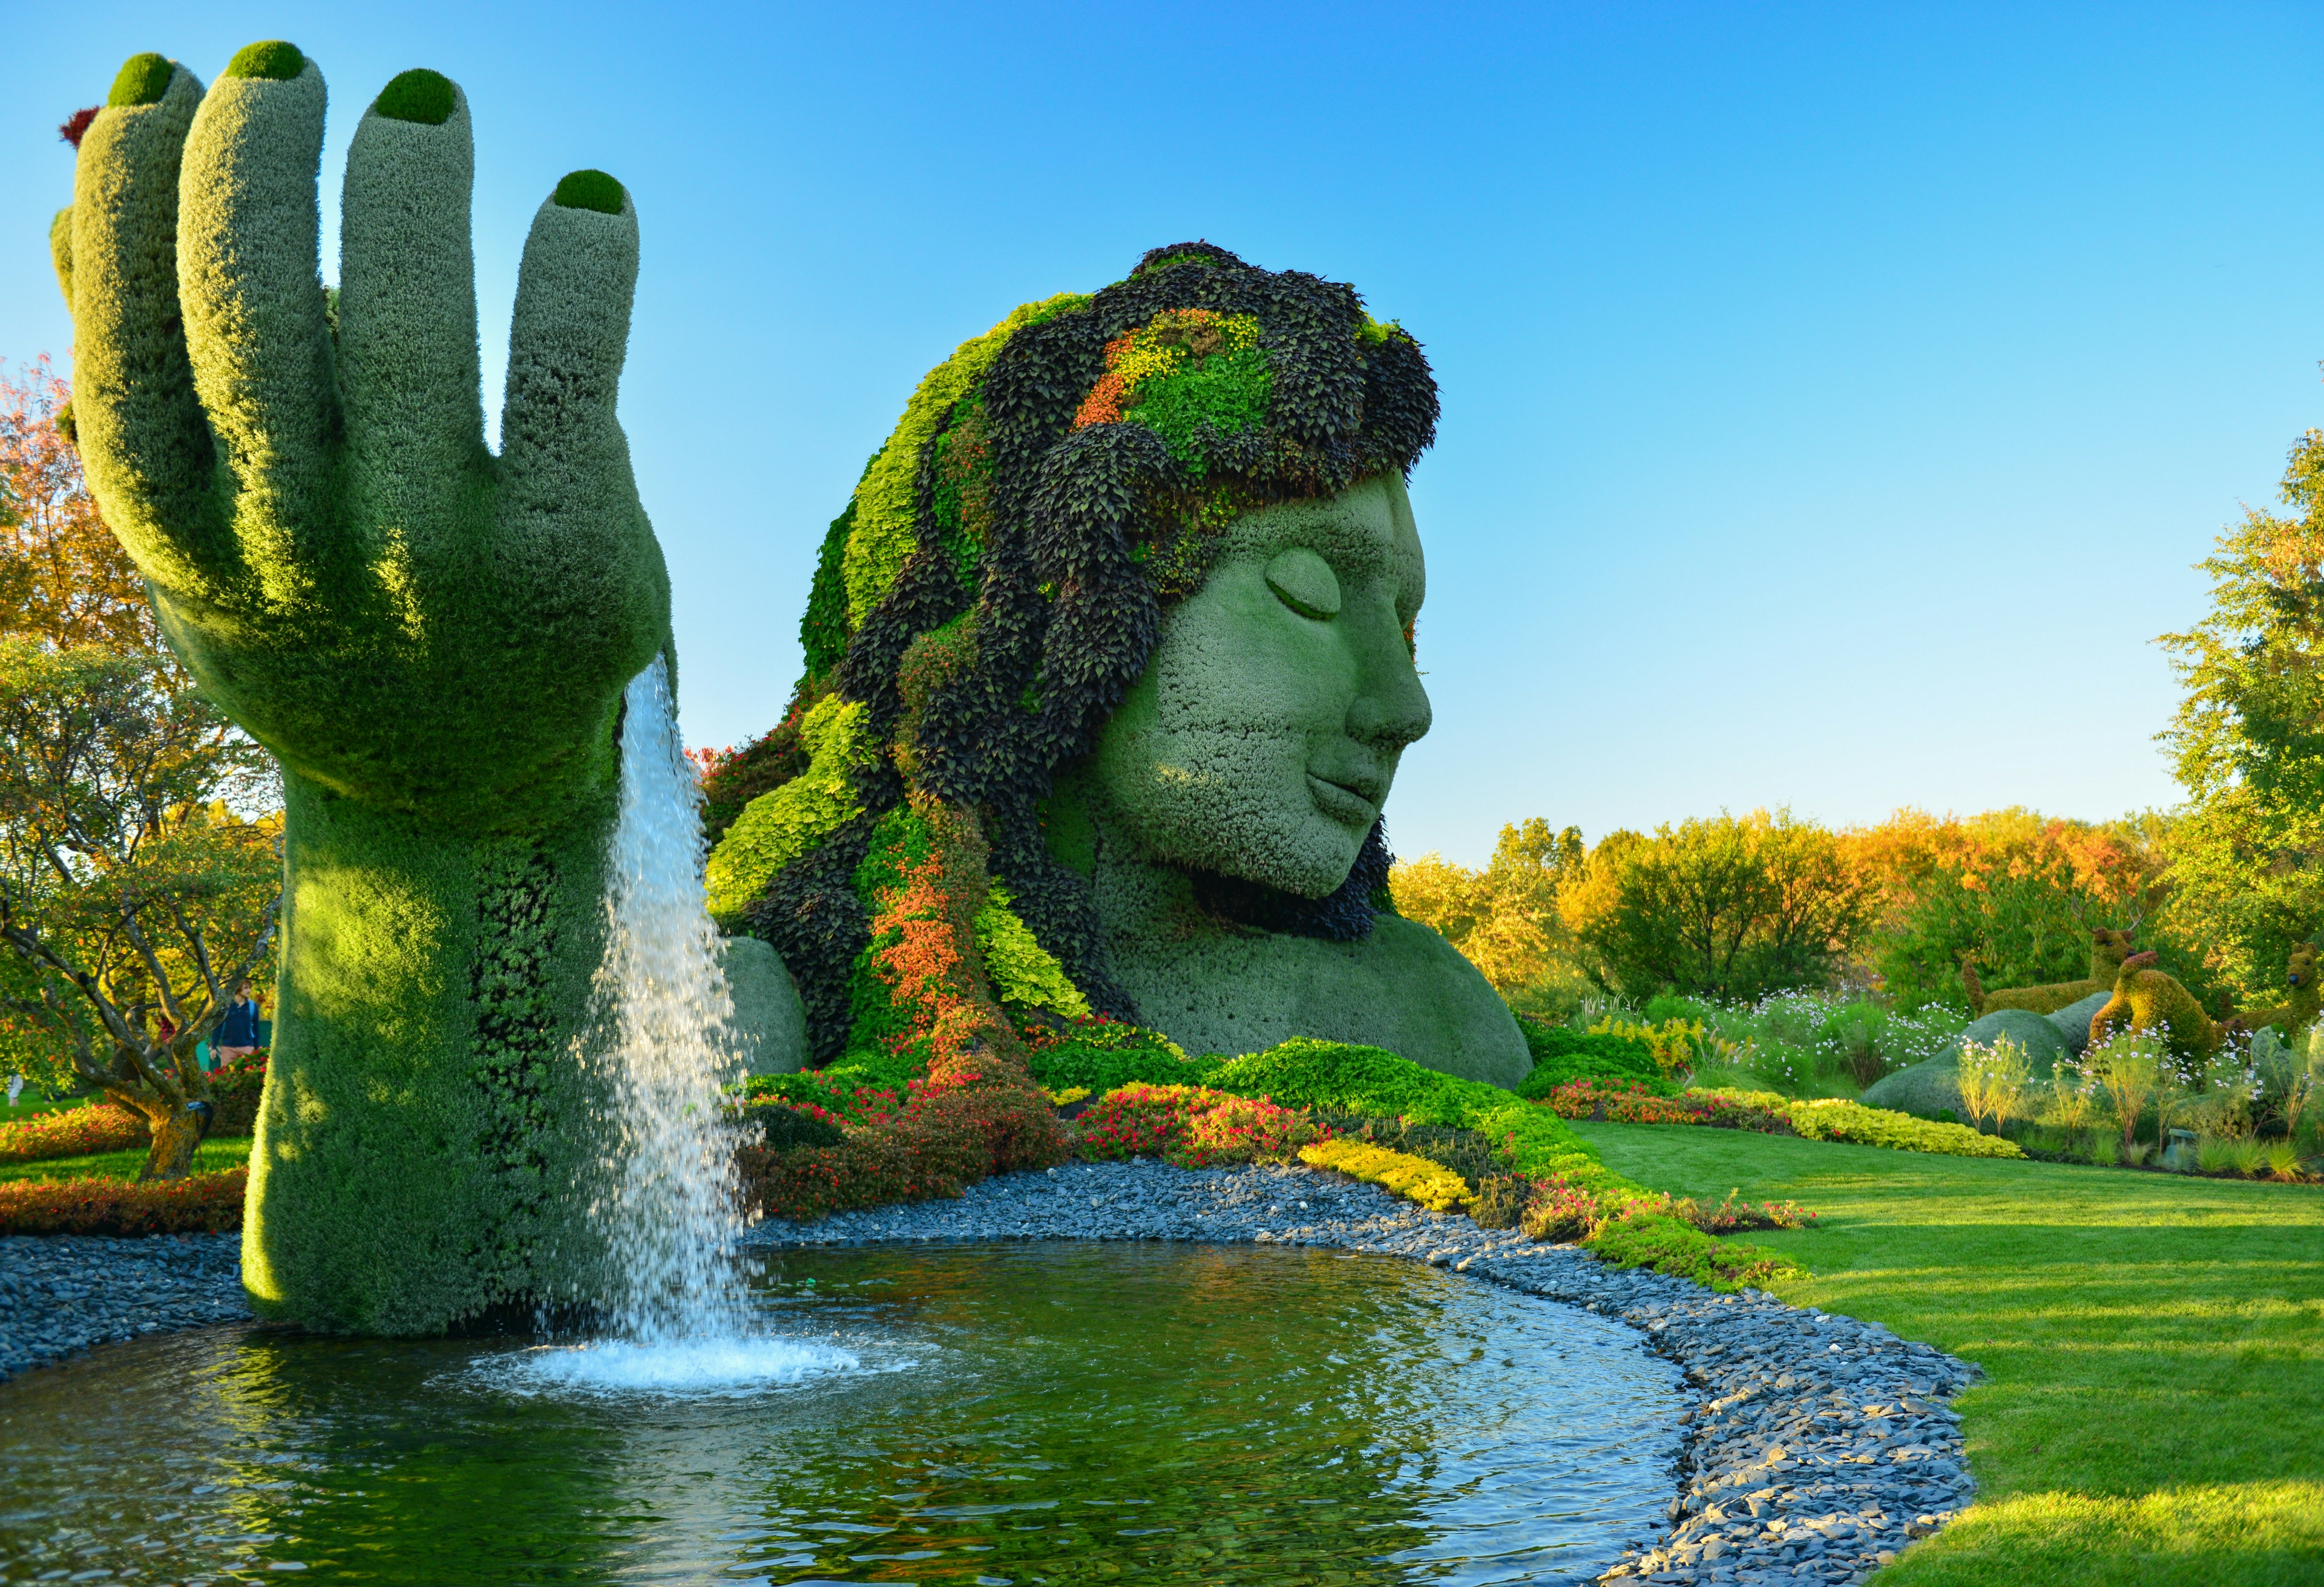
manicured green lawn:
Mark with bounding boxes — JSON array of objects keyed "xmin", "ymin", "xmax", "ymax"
[
  {"xmin": 0, "ymin": 1136, "xmax": 251, "ymax": 1185},
  {"xmin": 1572, "ymin": 1122, "xmax": 2324, "ymax": 1586}
]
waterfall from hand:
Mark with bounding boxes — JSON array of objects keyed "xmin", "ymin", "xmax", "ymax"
[{"xmin": 583, "ymin": 655, "xmax": 749, "ymax": 1345}]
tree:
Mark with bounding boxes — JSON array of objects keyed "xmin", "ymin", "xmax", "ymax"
[
  {"xmin": 1844, "ymin": 807, "xmax": 2185, "ymax": 1012},
  {"xmin": 2158, "ymin": 426, "xmax": 2324, "ymax": 998},
  {"xmin": 1570, "ymin": 810, "xmax": 1875, "ymax": 1002},
  {"xmin": 0, "ymin": 641, "xmax": 278, "ymax": 1177},
  {"xmin": 1390, "ymin": 817, "xmax": 1589, "ymax": 1013},
  {"xmin": 0, "ymin": 358, "xmax": 159, "ymax": 655}
]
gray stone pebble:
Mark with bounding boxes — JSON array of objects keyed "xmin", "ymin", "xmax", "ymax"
[
  {"xmin": 746, "ymin": 1158, "xmax": 1982, "ymax": 1586},
  {"xmin": 0, "ymin": 1231, "xmax": 249, "ymax": 1381}
]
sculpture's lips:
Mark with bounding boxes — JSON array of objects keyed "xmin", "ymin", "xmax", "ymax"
[{"xmin": 1306, "ymin": 771, "xmax": 1379, "ymax": 825}]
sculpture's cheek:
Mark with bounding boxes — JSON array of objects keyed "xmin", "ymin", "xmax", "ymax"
[{"xmin": 1092, "ymin": 597, "xmax": 1368, "ymax": 898}]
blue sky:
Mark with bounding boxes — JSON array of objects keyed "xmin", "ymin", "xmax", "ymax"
[{"xmin": 7, "ymin": 2, "xmax": 2320, "ymax": 866}]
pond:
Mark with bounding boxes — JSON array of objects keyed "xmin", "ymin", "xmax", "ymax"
[{"xmin": 0, "ymin": 1243, "xmax": 1686, "ymax": 1586}]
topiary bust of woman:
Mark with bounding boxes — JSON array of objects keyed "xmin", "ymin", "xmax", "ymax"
[{"xmin": 710, "ymin": 245, "xmax": 1528, "ymax": 1089}]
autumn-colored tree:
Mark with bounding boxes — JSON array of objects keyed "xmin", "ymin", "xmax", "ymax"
[
  {"xmin": 1842, "ymin": 807, "xmax": 2191, "ymax": 1012},
  {"xmin": 0, "ymin": 358, "xmax": 159, "ymax": 656},
  {"xmin": 2157, "ymin": 425, "xmax": 2324, "ymax": 998}
]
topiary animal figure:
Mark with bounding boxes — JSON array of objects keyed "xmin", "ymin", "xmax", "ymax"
[
  {"xmin": 50, "ymin": 45, "xmax": 669, "ymax": 1333},
  {"xmin": 2089, "ymin": 951, "xmax": 2223, "ymax": 1061},
  {"xmin": 2224, "ymin": 944, "xmax": 2320, "ymax": 1040},
  {"xmin": 706, "ymin": 243, "xmax": 1526, "ymax": 1090},
  {"xmin": 1961, "ymin": 928, "xmax": 2135, "ymax": 1016}
]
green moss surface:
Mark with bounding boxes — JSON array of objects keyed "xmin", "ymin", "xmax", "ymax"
[
  {"xmin": 108, "ymin": 53, "xmax": 176, "ymax": 106},
  {"xmin": 58, "ymin": 49, "xmax": 669, "ymax": 1332},
  {"xmin": 552, "ymin": 168, "xmax": 624, "ymax": 214},
  {"xmin": 374, "ymin": 68, "xmax": 455, "ymax": 125},
  {"xmin": 223, "ymin": 41, "xmax": 304, "ymax": 80}
]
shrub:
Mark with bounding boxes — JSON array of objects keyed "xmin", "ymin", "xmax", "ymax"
[
  {"xmin": 1299, "ymin": 1139, "xmax": 1474, "ymax": 1212},
  {"xmin": 1583, "ymin": 1206, "xmax": 1805, "ymax": 1289},
  {"xmin": 744, "ymin": 1101, "xmax": 847, "ymax": 1152},
  {"xmin": 1514, "ymin": 1021, "xmax": 1669, "ymax": 1098},
  {"xmin": 0, "ymin": 1167, "xmax": 245, "ymax": 1234},
  {"xmin": 740, "ymin": 1084, "xmax": 1068, "ymax": 1221},
  {"xmin": 1074, "ymin": 1084, "xmax": 1320, "ymax": 1168},
  {"xmin": 0, "ymin": 1102, "xmax": 147, "ymax": 1165},
  {"xmin": 1023, "ymin": 1017, "xmax": 1223, "ymax": 1096},
  {"xmin": 1532, "ymin": 1081, "xmax": 1791, "ymax": 1131},
  {"xmin": 1699, "ymin": 1090, "xmax": 2027, "ymax": 1159},
  {"xmin": 2087, "ymin": 1029, "xmax": 2167, "ymax": 1151}
]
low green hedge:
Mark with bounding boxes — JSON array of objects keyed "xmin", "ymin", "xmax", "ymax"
[{"xmin": 1703, "ymin": 1088, "xmax": 2026, "ymax": 1160}]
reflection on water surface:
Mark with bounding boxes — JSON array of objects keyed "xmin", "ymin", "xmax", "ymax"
[{"xmin": 0, "ymin": 1243, "xmax": 1684, "ymax": 1585}]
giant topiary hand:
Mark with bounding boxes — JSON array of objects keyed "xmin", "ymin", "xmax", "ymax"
[{"xmin": 53, "ymin": 43, "xmax": 671, "ymax": 1333}]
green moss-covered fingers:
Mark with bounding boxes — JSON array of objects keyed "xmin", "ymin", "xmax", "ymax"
[
  {"xmin": 54, "ymin": 46, "xmax": 674, "ymax": 1332},
  {"xmin": 498, "ymin": 182, "xmax": 663, "ymax": 680},
  {"xmin": 66, "ymin": 61, "xmax": 224, "ymax": 595},
  {"xmin": 179, "ymin": 56, "xmax": 338, "ymax": 579},
  {"xmin": 340, "ymin": 77, "xmax": 484, "ymax": 542}
]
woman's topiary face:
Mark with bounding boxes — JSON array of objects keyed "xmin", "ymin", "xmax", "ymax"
[{"xmin": 1088, "ymin": 472, "xmax": 1431, "ymax": 898}]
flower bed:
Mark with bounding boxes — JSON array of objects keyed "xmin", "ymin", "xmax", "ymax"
[
  {"xmin": 739, "ymin": 1036, "xmax": 1817, "ymax": 1291},
  {"xmin": 1529, "ymin": 1079, "xmax": 2027, "ymax": 1161},
  {"xmin": 0, "ymin": 1103, "xmax": 148, "ymax": 1165},
  {"xmin": 0, "ymin": 1167, "xmax": 246, "ymax": 1235}
]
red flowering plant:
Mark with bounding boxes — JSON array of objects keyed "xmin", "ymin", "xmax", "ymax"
[
  {"xmin": 0, "ymin": 1102, "xmax": 149, "ymax": 1165},
  {"xmin": 1074, "ymin": 1084, "xmax": 1327, "ymax": 1168},
  {"xmin": 1, "ymin": 1165, "xmax": 245, "ymax": 1235},
  {"xmin": 1535, "ymin": 1080, "xmax": 1791, "ymax": 1133}
]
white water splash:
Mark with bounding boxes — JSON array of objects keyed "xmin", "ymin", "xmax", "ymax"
[
  {"xmin": 485, "ymin": 1336, "xmax": 862, "ymax": 1400},
  {"xmin": 581, "ymin": 656, "xmax": 751, "ymax": 1347}
]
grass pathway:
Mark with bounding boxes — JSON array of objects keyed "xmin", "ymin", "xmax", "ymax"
[
  {"xmin": 1571, "ymin": 1121, "xmax": 2324, "ymax": 1586},
  {"xmin": 0, "ymin": 1137, "xmax": 251, "ymax": 1185}
]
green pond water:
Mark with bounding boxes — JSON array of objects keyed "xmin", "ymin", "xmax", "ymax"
[{"xmin": 0, "ymin": 1243, "xmax": 1684, "ymax": 1585}]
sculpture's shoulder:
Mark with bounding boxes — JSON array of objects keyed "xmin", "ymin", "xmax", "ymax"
[{"xmin": 1115, "ymin": 913, "xmax": 1531, "ymax": 1088}]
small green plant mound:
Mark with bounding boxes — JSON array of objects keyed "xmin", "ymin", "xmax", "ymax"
[
  {"xmin": 107, "ymin": 53, "xmax": 175, "ymax": 106},
  {"xmin": 1583, "ymin": 1205, "xmax": 1805, "ymax": 1289},
  {"xmin": 0, "ymin": 1168, "xmax": 245, "ymax": 1235},
  {"xmin": 374, "ymin": 68, "xmax": 455, "ymax": 125},
  {"xmin": 553, "ymin": 169, "xmax": 625, "ymax": 214},
  {"xmin": 224, "ymin": 41, "xmax": 303, "ymax": 80},
  {"xmin": 1023, "ymin": 1018, "xmax": 1221, "ymax": 1096},
  {"xmin": 1515, "ymin": 1021, "xmax": 1670, "ymax": 1098}
]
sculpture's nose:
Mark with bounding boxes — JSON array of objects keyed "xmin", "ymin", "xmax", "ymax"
[{"xmin": 1345, "ymin": 600, "xmax": 1431, "ymax": 753}]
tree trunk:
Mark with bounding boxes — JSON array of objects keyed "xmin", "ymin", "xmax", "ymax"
[{"xmin": 137, "ymin": 1099, "xmax": 209, "ymax": 1182}]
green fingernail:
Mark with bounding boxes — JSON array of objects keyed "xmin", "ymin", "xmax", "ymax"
[
  {"xmin": 224, "ymin": 40, "xmax": 304, "ymax": 80},
  {"xmin": 552, "ymin": 169, "xmax": 624, "ymax": 215},
  {"xmin": 374, "ymin": 68, "xmax": 455, "ymax": 125},
  {"xmin": 107, "ymin": 53, "xmax": 174, "ymax": 107}
]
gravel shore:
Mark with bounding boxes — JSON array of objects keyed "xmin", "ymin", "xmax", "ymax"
[
  {"xmin": 2, "ymin": 1160, "xmax": 1982, "ymax": 1586},
  {"xmin": 0, "ymin": 1231, "xmax": 247, "ymax": 1381},
  {"xmin": 747, "ymin": 1157, "xmax": 1983, "ymax": 1587}
]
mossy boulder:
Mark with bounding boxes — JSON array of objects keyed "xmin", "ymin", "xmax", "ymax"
[
  {"xmin": 1861, "ymin": 1007, "xmax": 2069, "ymax": 1119},
  {"xmin": 2047, "ymin": 990, "xmax": 2113, "ymax": 1058},
  {"xmin": 718, "ymin": 937, "xmax": 807, "ymax": 1077}
]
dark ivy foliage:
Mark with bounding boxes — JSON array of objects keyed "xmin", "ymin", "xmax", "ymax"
[{"xmin": 749, "ymin": 243, "xmax": 1440, "ymax": 1062}]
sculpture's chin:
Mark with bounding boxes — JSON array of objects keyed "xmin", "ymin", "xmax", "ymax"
[{"xmin": 1184, "ymin": 817, "xmax": 1391, "ymax": 945}]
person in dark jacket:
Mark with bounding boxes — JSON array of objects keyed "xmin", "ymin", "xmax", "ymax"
[{"xmin": 212, "ymin": 981, "xmax": 263, "ymax": 1069}]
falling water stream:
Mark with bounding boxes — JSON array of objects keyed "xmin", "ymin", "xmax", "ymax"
[{"xmin": 513, "ymin": 658, "xmax": 854, "ymax": 1392}]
